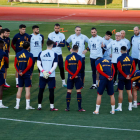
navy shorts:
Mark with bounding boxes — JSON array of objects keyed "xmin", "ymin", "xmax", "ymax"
[
  {"xmin": 4, "ymin": 55, "xmax": 9, "ymax": 68},
  {"xmin": 97, "ymin": 79, "xmax": 114, "ymax": 95},
  {"xmin": 118, "ymin": 79, "xmax": 131, "ymax": 90},
  {"xmin": 39, "ymin": 77, "xmax": 55, "ymax": 89},
  {"xmin": 0, "ymin": 73, "xmax": 5, "ymax": 86},
  {"xmin": 4, "ymin": 62, "xmax": 9, "ymax": 68},
  {"xmin": 67, "ymin": 77, "xmax": 83, "ymax": 90},
  {"xmin": 135, "ymin": 82, "xmax": 140, "ymax": 89},
  {"xmin": 32, "ymin": 57, "xmax": 40, "ymax": 72},
  {"xmin": 58, "ymin": 55, "xmax": 64, "ymax": 68},
  {"xmin": 18, "ymin": 75, "xmax": 31, "ymax": 87}
]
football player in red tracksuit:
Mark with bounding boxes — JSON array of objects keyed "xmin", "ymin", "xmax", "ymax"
[
  {"xmin": 14, "ymin": 41, "xmax": 34, "ymax": 110},
  {"xmin": 0, "ymin": 40, "xmax": 9, "ymax": 108},
  {"xmin": 65, "ymin": 45, "xmax": 85, "ymax": 112},
  {"xmin": 115, "ymin": 46, "xmax": 136, "ymax": 112},
  {"xmin": 93, "ymin": 57, "xmax": 115, "ymax": 114}
]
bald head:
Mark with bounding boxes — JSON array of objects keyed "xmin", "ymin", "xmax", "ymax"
[
  {"xmin": 120, "ymin": 30, "xmax": 126, "ymax": 39},
  {"xmin": 134, "ymin": 26, "xmax": 139, "ymax": 36},
  {"xmin": 116, "ymin": 32, "xmax": 121, "ymax": 36},
  {"xmin": 115, "ymin": 32, "xmax": 121, "ymax": 41}
]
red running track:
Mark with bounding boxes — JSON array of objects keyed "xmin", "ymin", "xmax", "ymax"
[{"xmin": 0, "ymin": 7, "xmax": 140, "ymax": 23}]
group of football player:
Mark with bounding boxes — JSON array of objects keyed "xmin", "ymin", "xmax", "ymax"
[{"xmin": 0, "ymin": 23, "xmax": 140, "ymax": 114}]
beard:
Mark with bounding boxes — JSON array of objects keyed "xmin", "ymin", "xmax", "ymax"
[
  {"xmin": 55, "ymin": 31, "xmax": 59, "ymax": 34},
  {"xmin": 92, "ymin": 34, "xmax": 96, "ymax": 37},
  {"xmin": 35, "ymin": 31, "xmax": 39, "ymax": 34}
]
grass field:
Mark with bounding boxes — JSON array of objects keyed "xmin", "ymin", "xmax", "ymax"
[
  {"xmin": 0, "ymin": 20, "xmax": 140, "ymax": 139},
  {"xmin": 0, "ymin": 0, "xmax": 122, "ymax": 9}
]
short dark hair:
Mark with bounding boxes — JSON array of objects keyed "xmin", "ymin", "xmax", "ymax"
[
  {"xmin": 0, "ymin": 40, "xmax": 4, "ymax": 49},
  {"xmin": 75, "ymin": 26, "xmax": 81, "ymax": 29},
  {"xmin": 4, "ymin": 28, "xmax": 10, "ymax": 32},
  {"xmin": 73, "ymin": 45, "xmax": 79, "ymax": 51},
  {"xmin": 54, "ymin": 23, "xmax": 60, "ymax": 27},
  {"xmin": 0, "ymin": 25, "xmax": 2, "ymax": 27},
  {"xmin": 106, "ymin": 31, "xmax": 112, "ymax": 36},
  {"xmin": 91, "ymin": 27, "xmax": 97, "ymax": 31},
  {"xmin": 23, "ymin": 41, "xmax": 30, "ymax": 49},
  {"xmin": 121, "ymin": 46, "xmax": 127, "ymax": 51},
  {"xmin": 32, "ymin": 25, "xmax": 39, "ymax": 30},
  {"xmin": 19, "ymin": 24, "xmax": 26, "ymax": 29},
  {"xmin": 47, "ymin": 40, "xmax": 54, "ymax": 47},
  {"xmin": 0, "ymin": 29, "xmax": 5, "ymax": 35}
]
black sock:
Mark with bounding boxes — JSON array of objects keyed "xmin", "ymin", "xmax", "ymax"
[
  {"xmin": 77, "ymin": 92, "xmax": 82, "ymax": 110},
  {"xmin": 38, "ymin": 88, "xmax": 45, "ymax": 104},
  {"xmin": 60, "ymin": 67, "xmax": 65, "ymax": 80},
  {"xmin": 66, "ymin": 92, "xmax": 71, "ymax": 109},
  {"xmin": 49, "ymin": 88, "xmax": 54, "ymax": 104}
]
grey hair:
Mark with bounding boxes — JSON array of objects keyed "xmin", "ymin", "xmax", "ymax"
[
  {"xmin": 133, "ymin": 26, "xmax": 139, "ymax": 30},
  {"xmin": 120, "ymin": 30, "xmax": 125, "ymax": 33}
]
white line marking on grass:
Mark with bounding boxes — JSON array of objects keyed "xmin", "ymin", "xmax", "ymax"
[
  {"xmin": 0, "ymin": 117, "xmax": 140, "ymax": 132},
  {"xmin": 62, "ymin": 24, "xmax": 136, "ymax": 27},
  {"xmin": 1, "ymin": 21, "xmax": 136, "ymax": 27}
]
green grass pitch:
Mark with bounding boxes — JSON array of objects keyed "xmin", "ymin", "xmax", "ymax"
[{"xmin": 0, "ymin": 21, "xmax": 140, "ymax": 139}]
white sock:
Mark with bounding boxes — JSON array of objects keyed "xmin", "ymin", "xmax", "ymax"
[
  {"xmin": 16, "ymin": 98, "xmax": 20, "ymax": 106},
  {"xmin": 111, "ymin": 105, "xmax": 115, "ymax": 112},
  {"xmin": 0, "ymin": 100, "xmax": 2, "ymax": 106},
  {"xmin": 92, "ymin": 84, "xmax": 96, "ymax": 87},
  {"xmin": 96, "ymin": 80, "xmax": 99, "ymax": 85},
  {"xmin": 38, "ymin": 104, "xmax": 42, "ymax": 108},
  {"xmin": 5, "ymin": 79, "xmax": 6, "ymax": 84},
  {"xmin": 16, "ymin": 78, "xmax": 18, "ymax": 85},
  {"xmin": 62, "ymin": 80, "xmax": 66, "ymax": 85},
  {"xmin": 50, "ymin": 104, "xmax": 54, "ymax": 109},
  {"xmin": 129, "ymin": 102, "xmax": 132, "ymax": 109},
  {"xmin": 26, "ymin": 99, "xmax": 30, "ymax": 107},
  {"xmin": 95, "ymin": 104, "xmax": 100, "ymax": 112},
  {"xmin": 118, "ymin": 103, "xmax": 122, "ymax": 109},
  {"xmin": 133, "ymin": 101, "xmax": 137, "ymax": 106}
]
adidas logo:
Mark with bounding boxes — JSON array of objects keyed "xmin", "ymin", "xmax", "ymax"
[
  {"xmin": 69, "ymin": 55, "xmax": 76, "ymax": 61},
  {"xmin": 123, "ymin": 57, "xmax": 130, "ymax": 62},
  {"xmin": 43, "ymin": 52, "xmax": 51, "ymax": 57},
  {"xmin": 102, "ymin": 59, "xmax": 109, "ymax": 63},
  {"xmin": 19, "ymin": 53, "xmax": 26, "ymax": 58}
]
